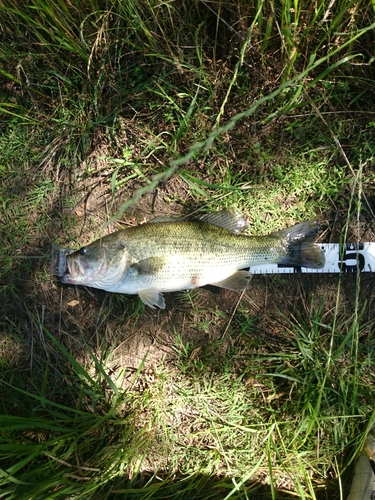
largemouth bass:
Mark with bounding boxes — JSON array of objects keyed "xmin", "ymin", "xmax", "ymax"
[{"xmin": 61, "ymin": 211, "xmax": 325, "ymax": 309}]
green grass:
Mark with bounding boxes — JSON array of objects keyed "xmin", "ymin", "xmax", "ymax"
[
  {"xmin": 2, "ymin": 300, "xmax": 374, "ymax": 498},
  {"xmin": 1, "ymin": 0, "xmax": 375, "ymax": 498}
]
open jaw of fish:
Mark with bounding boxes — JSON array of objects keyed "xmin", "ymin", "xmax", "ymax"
[
  {"xmin": 59, "ymin": 210, "xmax": 325, "ymax": 309},
  {"xmin": 63, "ymin": 243, "xmax": 131, "ymax": 292}
]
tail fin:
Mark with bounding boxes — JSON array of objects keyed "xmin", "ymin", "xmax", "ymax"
[{"xmin": 274, "ymin": 221, "xmax": 325, "ymax": 269}]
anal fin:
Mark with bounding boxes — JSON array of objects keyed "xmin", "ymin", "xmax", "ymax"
[{"xmin": 211, "ymin": 270, "xmax": 251, "ymax": 291}]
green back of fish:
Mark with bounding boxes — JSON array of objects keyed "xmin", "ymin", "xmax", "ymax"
[{"xmin": 110, "ymin": 221, "xmax": 286, "ymax": 268}]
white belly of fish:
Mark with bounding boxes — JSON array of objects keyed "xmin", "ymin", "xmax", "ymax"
[
  {"xmin": 102, "ymin": 251, "xmax": 249, "ymax": 310},
  {"xmin": 113, "ymin": 260, "xmax": 240, "ymax": 294}
]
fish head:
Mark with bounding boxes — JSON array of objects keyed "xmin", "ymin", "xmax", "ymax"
[{"xmin": 62, "ymin": 236, "xmax": 130, "ymax": 290}]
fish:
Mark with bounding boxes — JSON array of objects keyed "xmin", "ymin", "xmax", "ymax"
[{"xmin": 61, "ymin": 211, "xmax": 325, "ymax": 309}]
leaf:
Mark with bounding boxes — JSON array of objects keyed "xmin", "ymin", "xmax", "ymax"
[{"xmin": 67, "ymin": 299, "xmax": 79, "ymax": 307}]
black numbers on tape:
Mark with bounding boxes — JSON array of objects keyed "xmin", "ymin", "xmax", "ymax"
[
  {"xmin": 338, "ymin": 245, "xmax": 365, "ymax": 273},
  {"xmin": 277, "ymin": 264, "xmax": 301, "ymax": 272}
]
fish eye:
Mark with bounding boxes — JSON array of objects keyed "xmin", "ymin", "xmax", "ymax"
[{"xmin": 79, "ymin": 247, "xmax": 87, "ymax": 255}]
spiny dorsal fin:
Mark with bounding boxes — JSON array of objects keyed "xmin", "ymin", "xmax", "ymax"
[
  {"xmin": 199, "ymin": 210, "xmax": 248, "ymax": 233},
  {"xmin": 147, "ymin": 210, "xmax": 248, "ymax": 234},
  {"xmin": 148, "ymin": 215, "xmax": 185, "ymax": 224}
]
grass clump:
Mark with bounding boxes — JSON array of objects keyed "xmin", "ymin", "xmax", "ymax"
[{"xmin": 1, "ymin": 0, "xmax": 375, "ymax": 499}]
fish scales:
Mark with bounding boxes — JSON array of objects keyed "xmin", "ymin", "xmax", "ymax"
[
  {"xmin": 117, "ymin": 221, "xmax": 286, "ymax": 267},
  {"xmin": 109, "ymin": 221, "xmax": 286, "ymax": 293},
  {"xmin": 61, "ymin": 211, "xmax": 325, "ymax": 309}
]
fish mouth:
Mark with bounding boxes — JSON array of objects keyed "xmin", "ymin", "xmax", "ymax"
[
  {"xmin": 62, "ymin": 256, "xmax": 111, "ymax": 286},
  {"xmin": 62, "ymin": 256, "xmax": 86, "ymax": 284},
  {"xmin": 50, "ymin": 244, "xmax": 75, "ymax": 277}
]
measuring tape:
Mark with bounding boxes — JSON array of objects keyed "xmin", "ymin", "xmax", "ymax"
[{"xmin": 250, "ymin": 243, "xmax": 375, "ymax": 274}]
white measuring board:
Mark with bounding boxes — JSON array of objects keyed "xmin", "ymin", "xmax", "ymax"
[{"xmin": 249, "ymin": 243, "xmax": 375, "ymax": 275}]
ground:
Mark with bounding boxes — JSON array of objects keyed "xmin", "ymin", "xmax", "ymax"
[{"xmin": 2, "ymin": 1, "xmax": 375, "ymax": 497}]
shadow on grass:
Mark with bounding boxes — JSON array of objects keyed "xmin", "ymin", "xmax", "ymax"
[{"xmin": 1, "ymin": 285, "xmax": 364, "ymax": 500}]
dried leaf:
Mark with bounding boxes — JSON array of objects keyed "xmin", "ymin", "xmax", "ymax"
[{"xmin": 67, "ymin": 299, "xmax": 80, "ymax": 307}]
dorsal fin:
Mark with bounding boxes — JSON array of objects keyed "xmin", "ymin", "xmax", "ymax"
[
  {"xmin": 199, "ymin": 210, "xmax": 248, "ymax": 233},
  {"xmin": 148, "ymin": 215, "xmax": 186, "ymax": 224},
  {"xmin": 147, "ymin": 210, "xmax": 248, "ymax": 234}
]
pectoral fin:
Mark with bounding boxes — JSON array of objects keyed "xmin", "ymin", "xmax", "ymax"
[
  {"xmin": 138, "ymin": 289, "xmax": 166, "ymax": 309},
  {"xmin": 131, "ymin": 257, "xmax": 165, "ymax": 275},
  {"xmin": 211, "ymin": 270, "xmax": 251, "ymax": 291}
]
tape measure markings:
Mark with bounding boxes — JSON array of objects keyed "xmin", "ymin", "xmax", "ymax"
[{"xmin": 249, "ymin": 243, "xmax": 375, "ymax": 275}]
